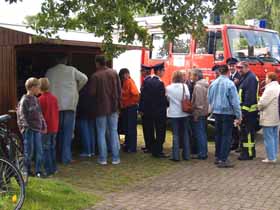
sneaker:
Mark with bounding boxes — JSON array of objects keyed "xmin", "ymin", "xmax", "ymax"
[
  {"xmin": 214, "ymin": 159, "xmax": 221, "ymax": 165},
  {"xmin": 35, "ymin": 173, "xmax": 46, "ymax": 178},
  {"xmin": 98, "ymin": 161, "xmax": 107, "ymax": 165},
  {"xmin": 112, "ymin": 160, "xmax": 121, "ymax": 165},
  {"xmin": 262, "ymin": 159, "xmax": 277, "ymax": 163},
  {"xmin": 80, "ymin": 153, "xmax": 91, "ymax": 158}
]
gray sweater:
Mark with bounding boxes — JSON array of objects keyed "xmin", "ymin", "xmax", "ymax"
[{"xmin": 46, "ymin": 64, "xmax": 88, "ymax": 111}]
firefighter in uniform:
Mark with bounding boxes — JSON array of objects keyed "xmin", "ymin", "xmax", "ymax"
[
  {"xmin": 139, "ymin": 64, "xmax": 153, "ymax": 153},
  {"xmin": 237, "ymin": 61, "xmax": 259, "ymax": 160},
  {"xmin": 227, "ymin": 58, "xmax": 241, "ymax": 151},
  {"xmin": 139, "ymin": 63, "xmax": 168, "ymax": 158}
]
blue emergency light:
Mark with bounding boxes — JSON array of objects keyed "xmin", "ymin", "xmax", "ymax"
[{"xmin": 259, "ymin": 19, "xmax": 267, "ymax": 28}]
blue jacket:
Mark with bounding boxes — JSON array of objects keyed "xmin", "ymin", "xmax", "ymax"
[
  {"xmin": 208, "ymin": 75, "xmax": 241, "ymax": 119},
  {"xmin": 239, "ymin": 71, "xmax": 259, "ymax": 116}
]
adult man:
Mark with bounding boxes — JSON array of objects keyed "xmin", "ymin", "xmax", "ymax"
[
  {"xmin": 237, "ymin": 61, "xmax": 259, "ymax": 160},
  {"xmin": 208, "ymin": 65, "xmax": 241, "ymax": 168},
  {"xmin": 89, "ymin": 55, "xmax": 121, "ymax": 165},
  {"xmin": 46, "ymin": 55, "xmax": 88, "ymax": 164},
  {"xmin": 191, "ymin": 69, "xmax": 209, "ymax": 160},
  {"xmin": 227, "ymin": 58, "xmax": 241, "ymax": 87},
  {"xmin": 139, "ymin": 64, "xmax": 153, "ymax": 153},
  {"xmin": 227, "ymin": 58, "xmax": 241, "ymax": 151},
  {"xmin": 140, "ymin": 63, "xmax": 168, "ymax": 158}
]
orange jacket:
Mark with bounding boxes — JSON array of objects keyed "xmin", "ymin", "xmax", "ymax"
[{"xmin": 121, "ymin": 77, "xmax": 140, "ymax": 108}]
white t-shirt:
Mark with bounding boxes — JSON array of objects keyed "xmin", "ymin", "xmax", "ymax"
[{"xmin": 166, "ymin": 83, "xmax": 190, "ymax": 118}]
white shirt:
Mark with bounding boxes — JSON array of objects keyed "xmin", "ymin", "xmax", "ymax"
[{"xmin": 166, "ymin": 83, "xmax": 190, "ymax": 118}]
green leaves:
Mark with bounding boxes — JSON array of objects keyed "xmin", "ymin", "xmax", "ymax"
[
  {"xmin": 25, "ymin": 0, "xmax": 235, "ymax": 58},
  {"xmin": 234, "ymin": 0, "xmax": 280, "ymax": 33}
]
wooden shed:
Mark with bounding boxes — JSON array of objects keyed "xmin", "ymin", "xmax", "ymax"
[{"xmin": 0, "ymin": 23, "xmax": 141, "ymax": 115}]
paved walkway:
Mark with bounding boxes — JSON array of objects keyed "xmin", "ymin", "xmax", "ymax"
[{"xmin": 88, "ymin": 136, "xmax": 280, "ymax": 210}]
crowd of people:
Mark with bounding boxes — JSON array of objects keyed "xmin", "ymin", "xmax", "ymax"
[{"xmin": 16, "ymin": 54, "xmax": 280, "ymax": 177}]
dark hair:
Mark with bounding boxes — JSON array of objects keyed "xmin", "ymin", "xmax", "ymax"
[
  {"xmin": 95, "ymin": 55, "xmax": 106, "ymax": 66},
  {"xmin": 119, "ymin": 68, "xmax": 130, "ymax": 86},
  {"xmin": 56, "ymin": 54, "xmax": 68, "ymax": 64},
  {"xmin": 219, "ymin": 65, "xmax": 229, "ymax": 75}
]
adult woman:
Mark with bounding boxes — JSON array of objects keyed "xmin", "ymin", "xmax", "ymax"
[
  {"xmin": 119, "ymin": 68, "xmax": 140, "ymax": 153},
  {"xmin": 166, "ymin": 71, "xmax": 191, "ymax": 161},
  {"xmin": 258, "ymin": 72, "xmax": 280, "ymax": 163}
]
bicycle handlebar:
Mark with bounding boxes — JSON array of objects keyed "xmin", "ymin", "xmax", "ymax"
[{"xmin": 0, "ymin": 114, "xmax": 11, "ymax": 123}]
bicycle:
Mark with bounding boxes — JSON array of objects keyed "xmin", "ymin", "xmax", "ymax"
[
  {"xmin": 0, "ymin": 114, "xmax": 25, "ymax": 210},
  {"xmin": 0, "ymin": 158, "xmax": 25, "ymax": 210}
]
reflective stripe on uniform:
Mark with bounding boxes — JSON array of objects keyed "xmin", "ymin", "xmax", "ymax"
[
  {"xmin": 239, "ymin": 89, "xmax": 243, "ymax": 103},
  {"xmin": 241, "ymin": 104, "xmax": 258, "ymax": 112},
  {"xmin": 243, "ymin": 133, "xmax": 255, "ymax": 157}
]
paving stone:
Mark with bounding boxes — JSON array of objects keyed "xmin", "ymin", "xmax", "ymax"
[{"xmin": 89, "ymin": 134, "xmax": 280, "ymax": 210}]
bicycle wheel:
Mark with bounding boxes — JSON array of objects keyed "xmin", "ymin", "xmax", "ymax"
[
  {"xmin": 0, "ymin": 158, "xmax": 25, "ymax": 210},
  {"xmin": 8, "ymin": 134, "xmax": 27, "ymax": 185}
]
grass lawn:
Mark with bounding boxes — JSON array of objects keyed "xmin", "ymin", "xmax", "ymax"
[
  {"xmin": 56, "ymin": 126, "xmax": 179, "ymax": 193},
  {"xmin": 14, "ymin": 124, "xmax": 215, "ymax": 209},
  {"xmin": 1, "ymin": 178, "xmax": 100, "ymax": 210}
]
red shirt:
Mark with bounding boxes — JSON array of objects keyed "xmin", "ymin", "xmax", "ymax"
[{"xmin": 39, "ymin": 92, "xmax": 59, "ymax": 133}]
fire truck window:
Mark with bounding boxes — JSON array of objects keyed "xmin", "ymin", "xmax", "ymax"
[
  {"xmin": 228, "ymin": 29, "xmax": 280, "ymax": 61},
  {"xmin": 172, "ymin": 34, "xmax": 191, "ymax": 54},
  {"xmin": 150, "ymin": 34, "xmax": 168, "ymax": 60},
  {"xmin": 214, "ymin": 32, "xmax": 224, "ymax": 61}
]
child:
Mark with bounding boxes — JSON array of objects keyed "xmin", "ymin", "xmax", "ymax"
[
  {"xmin": 38, "ymin": 78, "xmax": 59, "ymax": 176},
  {"xmin": 17, "ymin": 77, "xmax": 47, "ymax": 178}
]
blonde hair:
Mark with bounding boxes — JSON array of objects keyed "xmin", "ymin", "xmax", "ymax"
[
  {"xmin": 172, "ymin": 70, "xmax": 185, "ymax": 83},
  {"xmin": 39, "ymin": 78, "xmax": 50, "ymax": 92},
  {"xmin": 25, "ymin": 77, "xmax": 39, "ymax": 91}
]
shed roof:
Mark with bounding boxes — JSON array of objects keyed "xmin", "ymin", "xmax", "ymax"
[{"xmin": 0, "ymin": 22, "xmax": 143, "ymax": 49}]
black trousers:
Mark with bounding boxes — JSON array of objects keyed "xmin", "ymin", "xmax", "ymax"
[
  {"xmin": 142, "ymin": 114, "xmax": 166, "ymax": 156},
  {"xmin": 231, "ymin": 127, "xmax": 240, "ymax": 149},
  {"xmin": 239, "ymin": 117, "xmax": 256, "ymax": 159}
]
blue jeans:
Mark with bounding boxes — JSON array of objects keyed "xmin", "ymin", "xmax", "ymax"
[
  {"xmin": 171, "ymin": 117, "xmax": 190, "ymax": 160},
  {"xmin": 77, "ymin": 119, "xmax": 96, "ymax": 155},
  {"xmin": 23, "ymin": 129, "xmax": 43, "ymax": 174},
  {"xmin": 122, "ymin": 105, "xmax": 138, "ymax": 152},
  {"xmin": 263, "ymin": 126, "xmax": 279, "ymax": 160},
  {"xmin": 57, "ymin": 111, "xmax": 75, "ymax": 164},
  {"xmin": 96, "ymin": 112, "xmax": 120, "ymax": 162},
  {"xmin": 214, "ymin": 114, "xmax": 234, "ymax": 162},
  {"xmin": 43, "ymin": 133, "xmax": 57, "ymax": 175},
  {"xmin": 193, "ymin": 116, "xmax": 208, "ymax": 158}
]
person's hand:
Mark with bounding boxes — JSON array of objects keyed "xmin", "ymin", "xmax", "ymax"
[
  {"xmin": 42, "ymin": 128, "xmax": 47, "ymax": 134},
  {"xmin": 193, "ymin": 116, "xmax": 199, "ymax": 122},
  {"xmin": 234, "ymin": 118, "xmax": 242, "ymax": 126},
  {"xmin": 234, "ymin": 78, "xmax": 240, "ymax": 85}
]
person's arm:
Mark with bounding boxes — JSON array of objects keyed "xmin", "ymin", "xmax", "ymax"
[
  {"xmin": 228, "ymin": 84, "xmax": 242, "ymax": 120},
  {"xmin": 242, "ymin": 76, "xmax": 258, "ymax": 109},
  {"xmin": 159, "ymin": 81, "xmax": 168, "ymax": 107},
  {"xmin": 75, "ymin": 68, "xmax": 88, "ymax": 91},
  {"xmin": 191, "ymin": 84, "xmax": 200, "ymax": 120},
  {"xmin": 129, "ymin": 79, "xmax": 139, "ymax": 96},
  {"xmin": 258, "ymin": 88, "xmax": 274, "ymax": 111},
  {"xmin": 17, "ymin": 98, "xmax": 29, "ymax": 133},
  {"xmin": 88, "ymin": 75, "xmax": 97, "ymax": 96}
]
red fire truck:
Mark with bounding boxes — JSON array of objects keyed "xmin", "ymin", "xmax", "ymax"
[{"xmin": 141, "ymin": 24, "xmax": 280, "ymax": 87}]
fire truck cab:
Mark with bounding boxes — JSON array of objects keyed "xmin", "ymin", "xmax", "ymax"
[{"xmin": 142, "ymin": 24, "xmax": 280, "ymax": 87}]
